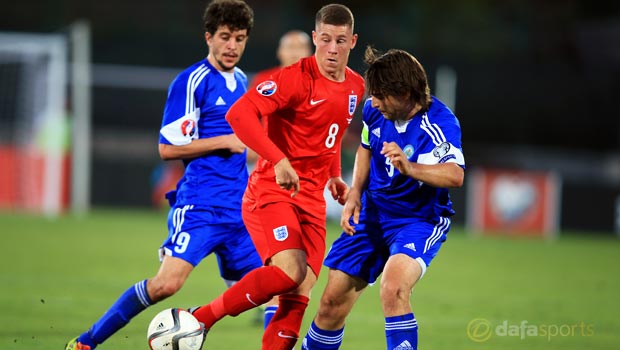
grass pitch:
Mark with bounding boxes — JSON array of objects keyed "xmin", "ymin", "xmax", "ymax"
[{"xmin": 1, "ymin": 209, "xmax": 619, "ymax": 350}]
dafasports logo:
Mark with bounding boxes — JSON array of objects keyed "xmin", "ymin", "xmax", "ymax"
[{"xmin": 466, "ymin": 319, "xmax": 594, "ymax": 342}]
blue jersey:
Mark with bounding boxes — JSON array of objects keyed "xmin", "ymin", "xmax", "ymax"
[
  {"xmin": 159, "ymin": 59, "xmax": 249, "ymax": 209},
  {"xmin": 360, "ymin": 96, "xmax": 465, "ymax": 219}
]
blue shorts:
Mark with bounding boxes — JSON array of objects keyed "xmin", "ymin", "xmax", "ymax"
[
  {"xmin": 324, "ymin": 198, "xmax": 451, "ymax": 284},
  {"xmin": 160, "ymin": 204, "xmax": 263, "ymax": 282}
]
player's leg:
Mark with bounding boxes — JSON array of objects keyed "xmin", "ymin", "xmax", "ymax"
[
  {"xmin": 212, "ymin": 222, "xmax": 279, "ymax": 328},
  {"xmin": 301, "ymin": 269, "xmax": 367, "ymax": 350},
  {"xmin": 301, "ymin": 211, "xmax": 381, "ymax": 350},
  {"xmin": 64, "ymin": 276, "xmax": 156, "ymax": 350},
  {"xmin": 191, "ymin": 202, "xmax": 305, "ymax": 331},
  {"xmin": 262, "ymin": 300, "xmax": 279, "ymax": 328},
  {"xmin": 380, "ymin": 216, "xmax": 450, "ymax": 350},
  {"xmin": 380, "ymin": 254, "xmax": 422, "ymax": 350},
  {"xmin": 66, "ymin": 254, "xmax": 194, "ymax": 350},
  {"xmin": 261, "ymin": 206, "xmax": 330, "ymax": 350},
  {"xmin": 148, "ymin": 255, "xmax": 194, "ymax": 300},
  {"xmin": 262, "ymin": 262, "xmax": 317, "ymax": 350},
  {"xmin": 65, "ymin": 205, "xmax": 214, "ymax": 350},
  {"xmin": 222, "ymin": 279, "xmax": 279, "ymax": 329}
]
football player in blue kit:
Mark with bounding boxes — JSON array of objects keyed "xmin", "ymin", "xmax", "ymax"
[
  {"xmin": 301, "ymin": 47, "xmax": 465, "ymax": 350},
  {"xmin": 65, "ymin": 1, "xmax": 275, "ymax": 349}
]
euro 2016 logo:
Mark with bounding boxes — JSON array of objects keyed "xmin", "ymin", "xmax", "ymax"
[
  {"xmin": 181, "ymin": 119, "xmax": 196, "ymax": 137},
  {"xmin": 256, "ymin": 81, "xmax": 277, "ymax": 96}
]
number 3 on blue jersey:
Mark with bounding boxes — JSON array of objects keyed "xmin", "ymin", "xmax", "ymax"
[{"xmin": 385, "ymin": 157, "xmax": 394, "ymax": 177}]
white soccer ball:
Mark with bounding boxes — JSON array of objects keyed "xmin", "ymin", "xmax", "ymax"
[{"xmin": 147, "ymin": 308, "xmax": 205, "ymax": 350}]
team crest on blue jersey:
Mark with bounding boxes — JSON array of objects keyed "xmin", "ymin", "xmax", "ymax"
[
  {"xmin": 181, "ymin": 119, "xmax": 196, "ymax": 137},
  {"xmin": 273, "ymin": 225, "xmax": 289, "ymax": 241},
  {"xmin": 348, "ymin": 95, "xmax": 357, "ymax": 115},
  {"xmin": 403, "ymin": 145, "xmax": 414, "ymax": 159},
  {"xmin": 256, "ymin": 80, "xmax": 277, "ymax": 96}
]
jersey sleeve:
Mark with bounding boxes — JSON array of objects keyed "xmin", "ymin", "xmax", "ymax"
[
  {"xmin": 227, "ymin": 66, "xmax": 307, "ymax": 164},
  {"xmin": 416, "ymin": 111, "xmax": 465, "ymax": 167},
  {"xmin": 159, "ymin": 72, "xmax": 201, "ymax": 146},
  {"xmin": 226, "ymin": 96, "xmax": 286, "ymax": 164},
  {"xmin": 244, "ymin": 65, "xmax": 306, "ymax": 116}
]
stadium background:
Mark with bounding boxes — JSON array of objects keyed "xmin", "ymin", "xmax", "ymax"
[
  {"xmin": 1, "ymin": 1, "xmax": 620, "ymax": 350},
  {"xmin": 2, "ymin": 0, "xmax": 620, "ymax": 233}
]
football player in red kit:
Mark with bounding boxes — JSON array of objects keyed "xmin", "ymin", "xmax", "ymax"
[{"xmin": 190, "ymin": 4, "xmax": 364, "ymax": 350}]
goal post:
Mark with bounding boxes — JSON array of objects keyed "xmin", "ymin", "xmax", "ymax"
[{"xmin": 69, "ymin": 21, "xmax": 92, "ymax": 215}]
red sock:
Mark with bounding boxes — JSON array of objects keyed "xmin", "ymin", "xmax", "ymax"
[
  {"xmin": 193, "ymin": 266, "xmax": 298, "ymax": 329},
  {"xmin": 262, "ymin": 294, "xmax": 310, "ymax": 350}
]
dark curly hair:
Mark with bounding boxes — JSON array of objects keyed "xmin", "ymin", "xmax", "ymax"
[
  {"xmin": 364, "ymin": 46, "xmax": 431, "ymax": 110},
  {"xmin": 203, "ymin": 0, "xmax": 254, "ymax": 36}
]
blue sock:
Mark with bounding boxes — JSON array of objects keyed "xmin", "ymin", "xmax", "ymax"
[
  {"xmin": 385, "ymin": 313, "xmax": 418, "ymax": 350},
  {"xmin": 264, "ymin": 305, "xmax": 278, "ymax": 329},
  {"xmin": 301, "ymin": 321, "xmax": 344, "ymax": 350},
  {"xmin": 77, "ymin": 280, "xmax": 153, "ymax": 348}
]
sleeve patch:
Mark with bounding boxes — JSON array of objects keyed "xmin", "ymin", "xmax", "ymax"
[
  {"xmin": 256, "ymin": 80, "xmax": 277, "ymax": 96},
  {"xmin": 160, "ymin": 108, "xmax": 200, "ymax": 145}
]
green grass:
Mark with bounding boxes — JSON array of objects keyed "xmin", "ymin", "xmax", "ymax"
[{"xmin": 1, "ymin": 209, "xmax": 619, "ymax": 350}]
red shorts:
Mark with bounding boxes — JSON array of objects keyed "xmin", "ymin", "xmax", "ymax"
[{"xmin": 242, "ymin": 200, "xmax": 326, "ymax": 277}]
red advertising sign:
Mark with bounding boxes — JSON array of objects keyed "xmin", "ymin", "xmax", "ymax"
[{"xmin": 467, "ymin": 168, "xmax": 561, "ymax": 237}]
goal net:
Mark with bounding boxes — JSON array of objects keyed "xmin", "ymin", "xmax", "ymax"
[{"xmin": 0, "ymin": 32, "xmax": 69, "ymax": 216}]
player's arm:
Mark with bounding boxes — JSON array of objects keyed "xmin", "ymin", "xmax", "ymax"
[
  {"xmin": 327, "ymin": 139, "xmax": 348, "ymax": 205},
  {"xmin": 158, "ymin": 134, "xmax": 246, "ymax": 160},
  {"xmin": 380, "ymin": 141, "xmax": 464, "ymax": 188},
  {"xmin": 341, "ymin": 145, "xmax": 371, "ymax": 235},
  {"xmin": 226, "ymin": 95, "xmax": 299, "ymax": 197},
  {"xmin": 159, "ymin": 71, "xmax": 248, "ymax": 161}
]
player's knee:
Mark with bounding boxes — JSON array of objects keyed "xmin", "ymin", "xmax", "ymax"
[
  {"xmin": 380, "ymin": 279, "xmax": 411, "ymax": 306},
  {"xmin": 148, "ymin": 278, "xmax": 184, "ymax": 301},
  {"xmin": 271, "ymin": 250, "xmax": 308, "ymax": 285},
  {"xmin": 279, "ymin": 264, "xmax": 307, "ymax": 286},
  {"xmin": 316, "ymin": 294, "xmax": 347, "ymax": 323}
]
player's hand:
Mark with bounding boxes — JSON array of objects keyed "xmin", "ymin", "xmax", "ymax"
[
  {"xmin": 340, "ymin": 189, "xmax": 362, "ymax": 235},
  {"xmin": 274, "ymin": 158, "xmax": 300, "ymax": 198},
  {"xmin": 223, "ymin": 134, "xmax": 247, "ymax": 154},
  {"xmin": 327, "ymin": 177, "xmax": 349, "ymax": 205},
  {"xmin": 380, "ymin": 141, "xmax": 413, "ymax": 176}
]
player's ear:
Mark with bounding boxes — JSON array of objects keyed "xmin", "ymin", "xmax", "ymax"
[
  {"xmin": 350, "ymin": 33, "xmax": 358, "ymax": 50},
  {"xmin": 205, "ymin": 32, "xmax": 212, "ymax": 45},
  {"xmin": 311, "ymin": 30, "xmax": 317, "ymax": 47}
]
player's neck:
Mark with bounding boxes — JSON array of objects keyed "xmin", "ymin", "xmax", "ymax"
[
  {"xmin": 316, "ymin": 62, "xmax": 346, "ymax": 82},
  {"xmin": 405, "ymin": 103, "xmax": 422, "ymax": 120}
]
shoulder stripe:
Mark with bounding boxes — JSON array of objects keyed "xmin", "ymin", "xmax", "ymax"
[
  {"xmin": 189, "ymin": 67, "xmax": 210, "ymax": 114},
  {"xmin": 420, "ymin": 113, "xmax": 446, "ymax": 145},
  {"xmin": 185, "ymin": 65, "xmax": 210, "ymax": 115}
]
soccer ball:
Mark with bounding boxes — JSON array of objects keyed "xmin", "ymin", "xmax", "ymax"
[{"xmin": 147, "ymin": 308, "xmax": 205, "ymax": 350}]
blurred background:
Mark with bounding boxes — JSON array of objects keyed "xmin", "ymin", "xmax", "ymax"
[{"xmin": 1, "ymin": 0, "xmax": 619, "ymax": 235}]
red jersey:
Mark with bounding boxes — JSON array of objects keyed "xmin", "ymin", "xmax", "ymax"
[{"xmin": 228, "ymin": 56, "xmax": 364, "ymax": 207}]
